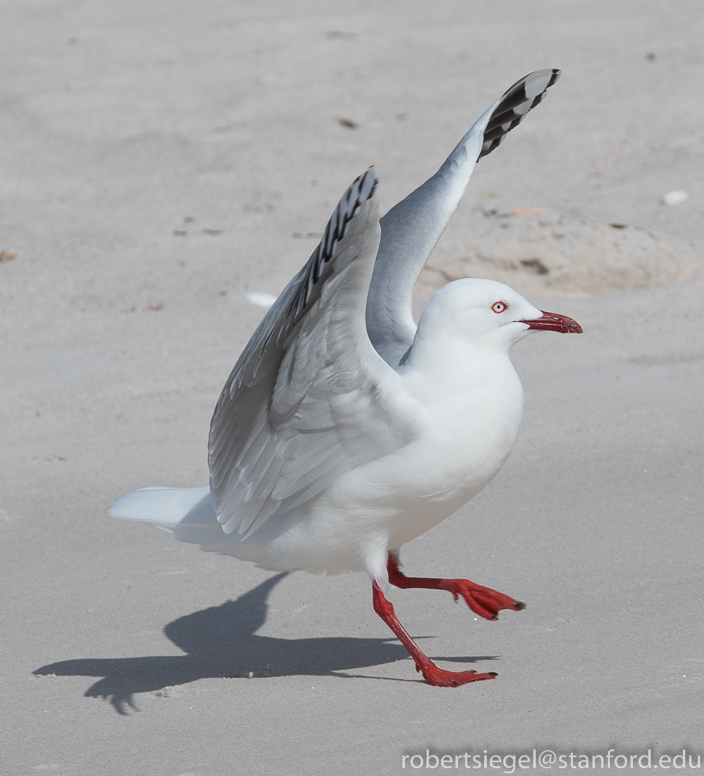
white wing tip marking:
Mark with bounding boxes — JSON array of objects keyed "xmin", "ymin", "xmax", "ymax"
[{"xmin": 246, "ymin": 292, "xmax": 278, "ymax": 309}]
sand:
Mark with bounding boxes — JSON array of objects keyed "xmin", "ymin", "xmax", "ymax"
[{"xmin": 2, "ymin": 1, "xmax": 703, "ymax": 774}]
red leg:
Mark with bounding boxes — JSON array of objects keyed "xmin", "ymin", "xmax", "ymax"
[
  {"xmin": 387, "ymin": 553, "xmax": 525, "ymax": 621},
  {"xmin": 373, "ymin": 583, "xmax": 497, "ymax": 687}
]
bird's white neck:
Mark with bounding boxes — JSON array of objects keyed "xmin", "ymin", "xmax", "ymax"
[{"xmin": 397, "ymin": 303, "xmax": 526, "ymax": 461}]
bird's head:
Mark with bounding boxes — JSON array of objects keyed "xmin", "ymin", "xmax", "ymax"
[{"xmin": 421, "ymin": 278, "xmax": 582, "ymax": 351}]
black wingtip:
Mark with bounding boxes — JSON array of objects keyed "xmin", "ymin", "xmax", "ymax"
[
  {"xmin": 478, "ymin": 68, "xmax": 561, "ymax": 161},
  {"xmin": 359, "ymin": 166, "xmax": 378, "ymax": 201}
]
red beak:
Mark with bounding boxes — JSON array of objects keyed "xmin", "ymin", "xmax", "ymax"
[{"xmin": 521, "ymin": 310, "xmax": 583, "ymax": 334}]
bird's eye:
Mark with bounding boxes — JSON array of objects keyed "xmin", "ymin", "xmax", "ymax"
[{"xmin": 492, "ymin": 301, "xmax": 508, "ymax": 314}]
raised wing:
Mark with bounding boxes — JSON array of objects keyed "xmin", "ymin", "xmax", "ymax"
[
  {"xmin": 366, "ymin": 69, "xmax": 561, "ymax": 366},
  {"xmin": 208, "ymin": 168, "xmax": 412, "ymax": 539}
]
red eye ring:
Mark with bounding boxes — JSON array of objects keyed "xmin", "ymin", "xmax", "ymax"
[{"xmin": 492, "ymin": 301, "xmax": 508, "ymax": 314}]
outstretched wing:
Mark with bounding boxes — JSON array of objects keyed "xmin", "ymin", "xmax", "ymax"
[
  {"xmin": 366, "ymin": 69, "xmax": 561, "ymax": 366},
  {"xmin": 208, "ymin": 169, "xmax": 413, "ymax": 539}
]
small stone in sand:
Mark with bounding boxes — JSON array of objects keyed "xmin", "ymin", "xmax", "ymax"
[
  {"xmin": 519, "ymin": 258, "xmax": 549, "ymax": 275},
  {"xmin": 1, "ymin": 250, "xmax": 16, "ymax": 262},
  {"xmin": 662, "ymin": 190, "xmax": 688, "ymax": 206}
]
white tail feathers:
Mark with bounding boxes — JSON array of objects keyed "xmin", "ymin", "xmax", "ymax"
[
  {"xmin": 107, "ymin": 486, "xmax": 214, "ymax": 532},
  {"xmin": 106, "ymin": 485, "xmax": 278, "ymax": 561}
]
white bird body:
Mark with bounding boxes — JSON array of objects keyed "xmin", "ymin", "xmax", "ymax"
[
  {"xmin": 109, "ymin": 278, "xmax": 534, "ymax": 585},
  {"xmin": 108, "ymin": 69, "xmax": 580, "ymax": 686}
]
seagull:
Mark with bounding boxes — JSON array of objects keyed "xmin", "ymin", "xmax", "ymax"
[{"xmin": 108, "ymin": 69, "xmax": 582, "ymax": 687}]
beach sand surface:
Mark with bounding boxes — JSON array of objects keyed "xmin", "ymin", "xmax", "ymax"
[{"xmin": 1, "ymin": 2, "xmax": 703, "ymax": 774}]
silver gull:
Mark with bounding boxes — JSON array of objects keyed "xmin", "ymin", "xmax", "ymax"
[{"xmin": 108, "ymin": 69, "xmax": 582, "ymax": 687}]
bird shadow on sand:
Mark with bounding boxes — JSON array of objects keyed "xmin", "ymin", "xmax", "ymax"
[{"xmin": 34, "ymin": 573, "xmax": 499, "ymax": 714}]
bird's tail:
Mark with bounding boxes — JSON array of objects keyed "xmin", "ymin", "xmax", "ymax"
[
  {"xmin": 106, "ymin": 485, "xmax": 284, "ymax": 564},
  {"xmin": 106, "ymin": 486, "xmax": 218, "ymax": 537}
]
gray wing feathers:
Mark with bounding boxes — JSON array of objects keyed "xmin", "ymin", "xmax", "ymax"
[
  {"xmin": 208, "ymin": 168, "xmax": 408, "ymax": 539},
  {"xmin": 365, "ymin": 69, "xmax": 560, "ymax": 367},
  {"xmin": 224, "ymin": 168, "xmax": 378, "ymax": 393}
]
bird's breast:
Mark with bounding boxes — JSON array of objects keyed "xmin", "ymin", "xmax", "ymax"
[
  {"xmin": 323, "ymin": 357, "xmax": 525, "ymax": 549},
  {"xmin": 408, "ymin": 372, "xmax": 524, "ymax": 499}
]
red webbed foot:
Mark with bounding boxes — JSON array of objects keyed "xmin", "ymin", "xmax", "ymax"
[
  {"xmin": 419, "ymin": 664, "xmax": 498, "ymax": 688},
  {"xmin": 439, "ymin": 579, "xmax": 525, "ymax": 621},
  {"xmin": 372, "ymin": 583, "xmax": 499, "ymax": 687},
  {"xmin": 386, "ymin": 554, "xmax": 525, "ymax": 621}
]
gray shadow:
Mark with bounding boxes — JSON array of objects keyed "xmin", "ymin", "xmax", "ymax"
[{"xmin": 34, "ymin": 573, "xmax": 498, "ymax": 714}]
